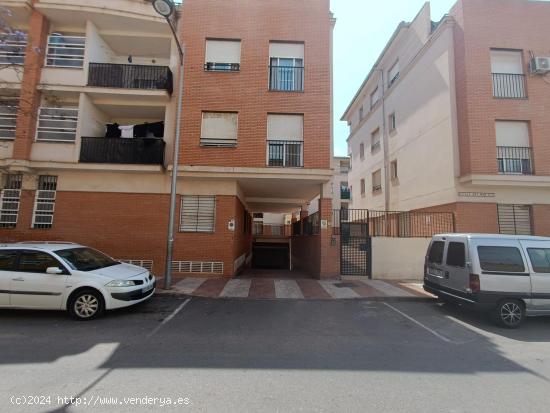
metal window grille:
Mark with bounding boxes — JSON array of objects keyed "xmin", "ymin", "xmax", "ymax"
[
  {"xmin": 0, "ymin": 101, "xmax": 18, "ymax": 140},
  {"xmin": 492, "ymin": 73, "xmax": 526, "ymax": 99},
  {"xmin": 269, "ymin": 58, "xmax": 304, "ymax": 92},
  {"xmin": 204, "ymin": 62, "xmax": 240, "ymax": 72},
  {"xmin": 498, "ymin": 204, "xmax": 532, "ymax": 235},
  {"xmin": 172, "ymin": 260, "xmax": 223, "ymax": 274},
  {"xmin": 32, "ymin": 176, "xmax": 57, "ymax": 229},
  {"xmin": 0, "ymin": 174, "xmax": 22, "ymax": 228},
  {"xmin": 497, "ymin": 146, "xmax": 532, "ymax": 175},
  {"xmin": 46, "ymin": 35, "xmax": 85, "ymax": 68},
  {"xmin": 0, "ymin": 32, "xmax": 27, "ymax": 65},
  {"xmin": 267, "ymin": 140, "xmax": 303, "ymax": 167},
  {"xmin": 180, "ymin": 195, "xmax": 216, "ymax": 233},
  {"xmin": 36, "ymin": 107, "xmax": 78, "ymax": 142}
]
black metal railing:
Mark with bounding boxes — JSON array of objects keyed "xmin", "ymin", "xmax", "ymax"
[
  {"xmin": 269, "ymin": 65, "xmax": 304, "ymax": 91},
  {"xmin": 302, "ymin": 212, "xmax": 320, "ymax": 236},
  {"xmin": 204, "ymin": 62, "xmax": 240, "ymax": 72},
  {"xmin": 292, "ymin": 220, "xmax": 302, "ymax": 236},
  {"xmin": 492, "ymin": 73, "xmax": 526, "ymax": 99},
  {"xmin": 267, "ymin": 140, "xmax": 303, "ymax": 167},
  {"xmin": 79, "ymin": 137, "xmax": 165, "ymax": 165},
  {"xmin": 341, "ymin": 187, "xmax": 351, "ymax": 200},
  {"xmin": 497, "ymin": 146, "xmax": 533, "ymax": 175},
  {"xmin": 88, "ymin": 63, "xmax": 173, "ymax": 94},
  {"xmin": 332, "ymin": 209, "xmax": 455, "ymax": 238}
]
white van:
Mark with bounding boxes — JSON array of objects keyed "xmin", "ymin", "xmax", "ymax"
[{"xmin": 423, "ymin": 234, "xmax": 550, "ymax": 328}]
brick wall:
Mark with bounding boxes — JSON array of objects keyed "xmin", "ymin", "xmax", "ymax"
[
  {"xmin": 179, "ymin": 0, "xmax": 332, "ymax": 169},
  {"xmin": 416, "ymin": 202, "xmax": 499, "ymax": 234},
  {"xmin": 532, "ymin": 204, "xmax": 550, "ymax": 237}
]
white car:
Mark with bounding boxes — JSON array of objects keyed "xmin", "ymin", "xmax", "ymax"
[{"xmin": 0, "ymin": 242, "xmax": 156, "ymax": 320}]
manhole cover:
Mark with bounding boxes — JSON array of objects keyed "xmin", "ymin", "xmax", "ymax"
[{"xmin": 333, "ymin": 282, "xmax": 356, "ymax": 288}]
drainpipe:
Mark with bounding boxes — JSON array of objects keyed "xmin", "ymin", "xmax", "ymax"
[{"xmin": 379, "ymin": 69, "xmax": 390, "ymax": 212}]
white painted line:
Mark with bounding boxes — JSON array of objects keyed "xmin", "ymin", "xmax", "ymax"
[
  {"xmin": 147, "ymin": 298, "xmax": 191, "ymax": 338},
  {"xmin": 362, "ymin": 279, "xmax": 414, "ymax": 297},
  {"xmin": 274, "ymin": 280, "xmax": 304, "ymax": 299},
  {"xmin": 383, "ymin": 302, "xmax": 453, "ymax": 343},
  {"xmin": 320, "ymin": 280, "xmax": 360, "ymax": 299},
  {"xmin": 220, "ymin": 279, "xmax": 251, "ymax": 298},
  {"xmin": 172, "ymin": 277, "xmax": 207, "ymax": 295}
]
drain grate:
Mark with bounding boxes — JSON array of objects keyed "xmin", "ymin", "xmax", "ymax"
[{"xmin": 333, "ymin": 282, "xmax": 356, "ymax": 288}]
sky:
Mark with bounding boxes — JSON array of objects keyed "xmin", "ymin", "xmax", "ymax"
[{"xmin": 330, "ymin": 0, "xmax": 457, "ymax": 156}]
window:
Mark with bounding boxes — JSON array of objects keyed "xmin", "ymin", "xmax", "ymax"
[
  {"xmin": 36, "ymin": 107, "xmax": 78, "ymax": 142},
  {"xmin": 46, "ymin": 34, "xmax": 85, "ymax": 68},
  {"xmin": 32, "ymin": 176, "xmax": 57, "ymax": 229},
  {"xmin": 495, "ymin": 121, "xmax": 532, "ymax": 175},
  {"xmin": 200, "ymin": 112, "xmax": 238, "ymax": 147},
  {"xmin": 390, "ymin": 160, "xmax": 398, "ymax": 181},
  {"xmin": 498, "ymin": 204, "xmax": 532, "ymax": 235},
  {"xmin": 180, "ymin": 195, "xmax": 215, "ymax": 233},
  {"xmin": 359, "ymin": 105, "xmax": 364, "ymax": 120},
  {"xmin": 527, "ymin": 248, "xmax": 550, "ymax": 273},
  {"xmin": 0, "ymin": 250, "xmax": 18, "ymax": 270},
  {"xmin": 360, "ymin": 179, "xmax": 365, "ymax": 196},
  {"xmin": 372, "ymin": 169, "xmax": 382, "ymax": 192},
  {"xmin": 428, "ymin": 241, "xmax": 445, "ymax": 264},
  {"xmin": 269, "ymin": 42, "xmax": 304, "ymax": 91},
  {"xmin": 17, "ymin": 251, "xmax": 63, "ymax": 273},
  {"xmin": 370, "ymin": 87, "xmax": 380, "ymax": 108},
  {"xmin": 359, "ymin": 143, "xmax": 365, "ymax": 160},
  {"xmin": 0, "ymin": 174, "xmax": 22, "ymax": 228},
  {"xmin": 371, "ymin": 128, "xmax": 381, "ymax": 153},
  {"xmin": 490, "ymin": 49, "xmax": 525, "ymax": 99},
  {"xmin": 267, "ymin": 114, "xmax": 303, "ymax": 167},
  {"xmin": 446, "ymin": 242, "xmax": 466, "ymax": 267},
  {"xmin": 477, "ymin": 246, "xmax": 525, "ymax": 273},
  {"xmin": 388, "ymin": 61, "xmax": 400, "ymax": 88},
  {"xmin": 204, "ymin": 39, "xmax": 241, "ymax": 72},
  {"xmin": 0, "ymin": 32, "xmax": 27, "ymax": 65},
  {"xmin": 0, "ymin": 100, "xmax": 18, "ymax": 140},
  {"xmin": 389, "ymin": 112, "xmax": 396, "ymax": 132}
]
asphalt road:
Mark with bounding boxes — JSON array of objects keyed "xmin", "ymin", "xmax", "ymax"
[{"xmin": 1, "ymin": 295, "xmax": 550, "ymax": 413}]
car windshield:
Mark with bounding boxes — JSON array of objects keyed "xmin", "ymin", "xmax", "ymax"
[{"xmin": 55, "ymin": 247, "xmax": 119, "ymax": 271}]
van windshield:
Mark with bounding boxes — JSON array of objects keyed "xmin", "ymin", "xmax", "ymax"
[{"xmin": 55, "ymin": 248, "xmax": 119, "ymax": 271}]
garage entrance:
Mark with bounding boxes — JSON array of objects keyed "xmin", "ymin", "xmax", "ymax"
[{"xmin": 252, "ymin": 242, "xmax": 290, "ymax": 270}]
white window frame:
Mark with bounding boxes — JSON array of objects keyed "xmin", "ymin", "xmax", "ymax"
[
  {"xmin": 371, "ymin": 128, "xmax": 381, "ymax": 153},
  {"xmin": 45, "ymin": 35, "xmax": 85, "ymax": 68},
  {"xmin": 32, "ymin": 176, "xmax": 57, "ymax": 229},
  {"xmin": 0, "ymin": 32, "xmax": 27, "ymax": 65},
  {"xmin": 0, "ymin": 174, "xmax": 22, "ymax": 228},
  {"xmin": 372, "ymin": 169, "xmax": 382, "ymax": 192},
  {"xmin": 388, "ymin": 61, "xmax": 400, "ymax": 88},
  {"xmin": 389, "ymin": 112, "xmax": 396, "ymax": 132},
  {"xmin": 180, "ymin": 195, "xmax": 216, "ymax": 233},
  {"xmin": 0, "ymin": 101, "xmax": 18, "ymax": 140},
  {"xmin": 35, "ymin": 107, "xmax": 79, "ymax": 143}
]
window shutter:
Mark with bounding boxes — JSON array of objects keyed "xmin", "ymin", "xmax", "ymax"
[
  {"xmin": 180, "ymin": 196, "xmax": 216, "ymax": 233},
  {"xmin": 205, "ymin": 40, "xmax": 241, "ymax": 65},
  {"xmin": 200, "ymin": 112, "xmax": 238, "ymax": 147},
  {"xmin": 267, "ymin": 114, "xmax": 303, "ymax": 141},
  {"xmin": 498, "ymin": 204, "xmax": 532, "ymax": 235},
  {"xmin": 490, "ymin": 50, "xmax": 523, "ymax": 74}
]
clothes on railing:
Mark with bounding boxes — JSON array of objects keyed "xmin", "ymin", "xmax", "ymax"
[{"xmin": 105, "ymin": 121, "xmax": 164, "ymax": 139}]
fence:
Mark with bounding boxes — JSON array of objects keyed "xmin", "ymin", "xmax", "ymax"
[
  {"xmin": 292, "ymin": 212, "xmax": 320, "ymax": 236},
  {"xmin": 332, "ymin": 209, "xmax": 455, "ymax": 238}
]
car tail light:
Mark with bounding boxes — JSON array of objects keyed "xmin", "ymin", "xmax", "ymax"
[{"xmin": 469, "ymin": 273, "xmax": 480, "ymax": 293}]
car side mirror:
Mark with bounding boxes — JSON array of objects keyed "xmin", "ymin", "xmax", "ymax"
[{"xmin": 46, "ymin": 267, "xmax": 64, "ymax": 275}]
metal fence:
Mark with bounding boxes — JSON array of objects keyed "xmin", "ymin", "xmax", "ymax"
[
  {"xmin": 88, "ymin": 63, "xmax": 173, "ymax": 94},
  {"xmin": 80, "ymin": 137, "xmax": 165, "ymax": 165},
  {"xmin": 332, "ymin": 209, "xmax": 455, "ymax": 238},
  {"xmin": 269, "ymin": 65, "xmax": 304, "ymax": 92},
  {"xmin": 267, "ymin": 140, "xmax": 303, "ymax": 167},
  {"xmin": 492, "ymin": 73, "xmax": 526, "ymax": 99}
]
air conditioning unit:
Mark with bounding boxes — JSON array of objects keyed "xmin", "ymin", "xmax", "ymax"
[{"xmin": 531, "ymin": 57, "xmax": 550, "ymax": 74}]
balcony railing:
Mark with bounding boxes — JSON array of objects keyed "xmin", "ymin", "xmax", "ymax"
[
  {"xmin": 267, "ymin": 140, "xmax": 303, "ymax": 167},
  {"xmin": 492, "ymin": 73, "xmax": 526, "ymax": 99},
  {"xmin": 341, "ymin": 187, "xmax": 351, "ymax": 200},
  {"xmin": 269, "ymin": 65, "xmax": 304, "ymax": 92},
  {"xmin": 79, "ymin": 137, "xmax": 165, "ymax": 165},
  {"xmin": 497, "ymin": 146, "xmax": 533, "ymax": 175},
  {"xmin": 88, "ymin": 63, "xmax": 173, "ymax": 94}
]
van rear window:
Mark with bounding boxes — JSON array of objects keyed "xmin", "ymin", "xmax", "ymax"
[
  {"xmin": 428, "ymin": 241, "xmax": 445, "ymax": 264},
  {"xmin": 477, "ymin": 246, "xmax": 525, "ymax": 273},
  {"xmin": 527, "ymin": 248, "xmax": 550, "ymax": 273},
  {"xmin": 446, "ymin": 242, "xmax": 466, "ymax": 267}
]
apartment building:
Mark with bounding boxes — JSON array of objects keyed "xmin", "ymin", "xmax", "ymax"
[
  {"xmin": 309, "ymin": 156, "xmax": 350, "ymax": 214},
  {"xmin": 342, "ymin": 0, "xmax": 550, "ymax": 236},
  {"xmin": 0, "ymin": 0, "xmax": 337, "ymax": 278}
]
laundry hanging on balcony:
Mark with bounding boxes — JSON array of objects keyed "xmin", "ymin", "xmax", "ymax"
[{"xmin": 105, "ymin": 121, "xmax": 164, "ymax": 139}]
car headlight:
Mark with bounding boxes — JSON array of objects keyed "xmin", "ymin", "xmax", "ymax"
[{"xmin": 106, "ymin": 280, "xmax": 137, "ymax": 287}]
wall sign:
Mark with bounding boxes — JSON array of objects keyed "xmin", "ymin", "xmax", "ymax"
[{"xmin": 458, "ymin": 192, "xmax": 495, "ymax": 198}]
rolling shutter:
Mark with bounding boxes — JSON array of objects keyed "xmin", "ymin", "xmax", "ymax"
[
  {"xmin": 180, "ymin": 195, "xmax": 216, "ymax": 233},
  {"xmin": 498, "ymin": 204, "xmax": 532, "ymax": 235}
]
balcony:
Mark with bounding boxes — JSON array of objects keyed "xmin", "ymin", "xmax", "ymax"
[
  {"xmin": 267, "ymin": 140, "xmax": 303, "ymax": 167},
  {"xmin": 269, "ymin": 66, "xmax": 304, "ymax": 92},
  {"xmin": 492, "ymin": 73, "xmax": 526, "ymax": 99},
  {"xmin": 341, "ymin": 187, "xmax": 351, "ymax": 200},
  {"xmin": 87, "ymin": 63, "xmax": 173, "ymax": 94},
  {"xmin": 497, "ymin": 146, "xmax": 533, "ymax": 175},
  {"xmin": 79, "ymin": 137, "xmax": 165, "ymax": 165}
]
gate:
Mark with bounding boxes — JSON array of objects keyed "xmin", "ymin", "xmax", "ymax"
[{"xmin": 335, "ymin": 209, "xmax": 372, "ymax": 277}]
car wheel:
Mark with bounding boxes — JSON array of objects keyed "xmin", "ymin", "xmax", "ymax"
[
  {"xmin": 493, "ymin": 299, "xmax": 525, "ymax": 329},
  {"xmin": 68, "ymin": 289, "xmax": 105, "ymax": 321}
]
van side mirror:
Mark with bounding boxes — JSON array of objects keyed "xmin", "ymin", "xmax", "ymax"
[{"xmin": 46, "ymin": 267, "xmax": 64, "ymax": 275}]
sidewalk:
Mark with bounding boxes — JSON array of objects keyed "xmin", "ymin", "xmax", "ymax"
[{"xmin": 156, "ymin": 276, "xmax": 434, "ymax": 301}]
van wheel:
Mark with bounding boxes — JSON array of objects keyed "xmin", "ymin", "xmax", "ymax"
[
  {"xmin": 493, "ymin": 299, "xmax": 525, "ymax": 329},
  {"xmin": 68, "ymin": 289, "xmax": 105, "ymax": 321}
]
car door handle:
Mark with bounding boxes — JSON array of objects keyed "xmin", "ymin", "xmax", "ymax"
[{"xmin": 12, "ymin": 278, "xmax": 24, "ymax": 282}]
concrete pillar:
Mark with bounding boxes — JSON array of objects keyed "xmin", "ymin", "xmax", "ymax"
[
  {"xmin": 13, "ymin": 10, "xmax": 49, "ymax": 160},
  {"xmin": 318, "ymin": 197, "xmax": 340, "ymax": 279}
]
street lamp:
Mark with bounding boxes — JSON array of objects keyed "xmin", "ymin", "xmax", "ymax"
[{"xmin": 152, "ymin": 0, "xmax": 184, "ymax": 289}]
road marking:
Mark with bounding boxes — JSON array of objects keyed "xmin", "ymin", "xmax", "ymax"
[
  {"xmin": 274, "ymin": 280, "xmax": 304, "ymax": 299},
  {"xmin": 320, "ymin": 280, "xmax": 360, "ymax": 299},
  {"xmin": 220, "ymin": 279, "xmax": 251, "ymax": 298},
  {"xmin": 383, "ymin": 302, "xmax": 453, "ymax": 343},
  {"xmin": 147, "ymin": 298, "xmax": 191, "ymax": 338}
]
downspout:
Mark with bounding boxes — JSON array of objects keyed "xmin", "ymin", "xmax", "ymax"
[{"xmin": 380, "ymin": 69, "xmax": 390, "ymax": 212}]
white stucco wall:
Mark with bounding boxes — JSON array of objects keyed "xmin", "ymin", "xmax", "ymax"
[{"xmin": 372, "ymin": 237, "xmax": 430, "ymax": 280}]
